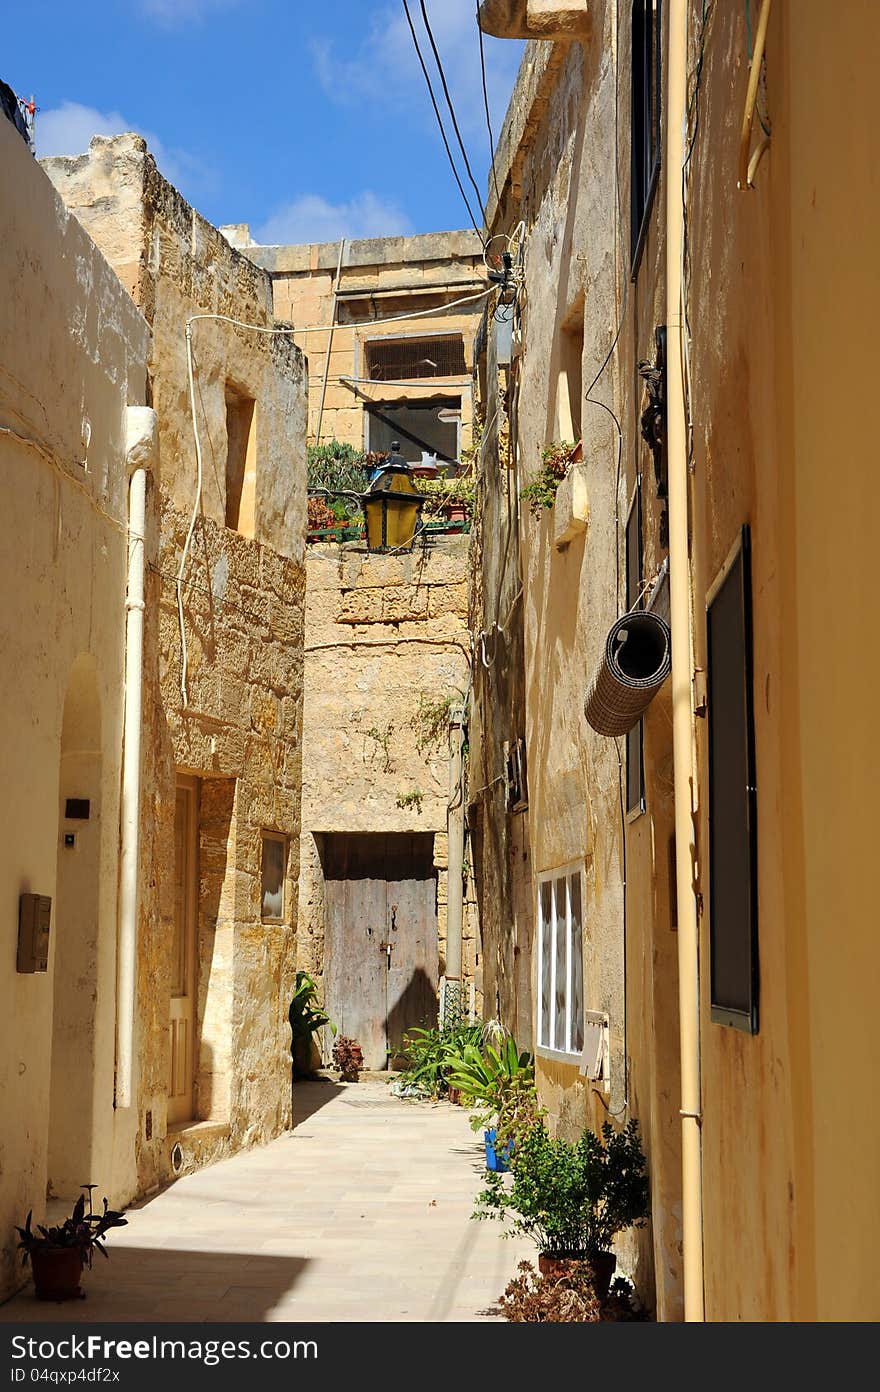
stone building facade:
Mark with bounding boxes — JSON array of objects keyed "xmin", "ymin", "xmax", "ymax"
[
  {"xmin": 297, "ymin": 541, "xmax": 476, "ymax": 1064},
  {"xmin": 472, "ymin": 0, "xmax": 880, "ymax": 1323},
  {"xmin": 43, "ymin": 136, "xmax": 308, "ymax": 1192},
  {"xmin": 0, "ymin": 113, "xmax": 150, "ymax": 1299},
  {"xmin": 230, "ymin": 228, "xmax": 485, "ymax": 459},
  {"xmin": 226, "ymin": 229, "xmax": 487, "ymax": 1057}
]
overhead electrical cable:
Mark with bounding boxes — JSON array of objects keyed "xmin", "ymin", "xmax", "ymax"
[
  {"xmin": 401, "ymin": 0, "xmax": 485, "ymax": 242},
  {"xmin": 418, "ymin": 0, "xmax": 487, "ymax": 224},
  {"xmin": 475, "ymin": 1, "xmax": 502, "ymax": 212}
]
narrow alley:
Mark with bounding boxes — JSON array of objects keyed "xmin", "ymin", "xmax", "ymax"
[{"xmin": 0, "ymin": 1084, "xmax": 531, "ymax": 1324}]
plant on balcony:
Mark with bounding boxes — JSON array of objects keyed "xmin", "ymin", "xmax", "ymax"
[
  {"xmin": 306, "ymin": 440, "xmax": 371, "ymax": 494},
  {"xmin": 520, "ymin": 440, "xmax": 581, "ymax": 518},
  {"xmin": 415, "ymin": 469, "xmax": 476, "ymax": 524},
  {"xmin": 16, "ymin": 1189, "xmax": 127, "ymax": 1302}
]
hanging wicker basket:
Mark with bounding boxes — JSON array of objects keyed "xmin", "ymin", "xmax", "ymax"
[{"xmin": 584, "ymin": 611, "xmax": 671, "ymax": 736}]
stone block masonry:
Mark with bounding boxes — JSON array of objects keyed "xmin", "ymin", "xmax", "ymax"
[{"xmin": 43, "ymin": 134, "xmax": 309, "ymax": 1193}]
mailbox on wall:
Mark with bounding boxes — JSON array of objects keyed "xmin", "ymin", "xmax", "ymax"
[{"xmin": 17, "ymin": 893, "xmax": 51, "ymax": 973}]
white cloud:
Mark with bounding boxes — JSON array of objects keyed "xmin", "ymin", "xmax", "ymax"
[
  {"xmin": 36, "ymin": 101, "xmax": 207, "ymax": 197},
  {"xmin": 311, "ymin": 1, "xmax": 522, "ymax": 143},
  {"xmin": 254, "ymin": 191, "xmax": 414, "ymax": 246}
]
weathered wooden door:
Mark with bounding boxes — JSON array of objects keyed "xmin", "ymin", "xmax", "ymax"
[
  {"xmin": 323, "ymin": 833, "xmax": 438, "ymax": 1069},
  {"xmin": 168, "ymin": 777, "xmax": 198, "ymax": 1123}
]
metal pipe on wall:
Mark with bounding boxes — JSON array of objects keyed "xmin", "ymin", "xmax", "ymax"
[
  {"xmin": 665, "ymin": 0, "xmax": 706, "ymax": 1320},
  {"xmin": 115, "ymin": 406, "xmax": 157, "ymax": 1109},
  {"xmin": 444, "ymin": 704, "xmax": 467, "ymax": 1016},
  {"xmin": 315, "ymin": 238, "xmax": 345, "ymax": 447}
]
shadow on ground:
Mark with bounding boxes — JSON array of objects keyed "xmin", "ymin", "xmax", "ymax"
[
  {"xmin": 0, "ymin": 1249, "xmax": 309, "ymax": 1324},
  {"xmin": 291, "ymin": 1077, "xmax": 347, "ymax": 1126}
]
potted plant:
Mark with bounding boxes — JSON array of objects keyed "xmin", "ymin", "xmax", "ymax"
[
  {"xmin": 16, "ymin": 1189, "xmax": 127, "ymax": 1302},
  {"xmin": 473, "ymin": 1118, "xmax": 649, "ymax": 1299},
  {"xmin": 444, "ymin": 1032, "xmax": 537, "ymax": 1171},
  {"xmin": 520, "ymin": 440, "xmax": 582, "ymax": 518},
  {"xmin": 332, "ymin": 1035, "xmax": 364, "ymax": 1082},
  {"xmin": 289, "ymin": 970, "xmax": 336, "ymax": 1079}
]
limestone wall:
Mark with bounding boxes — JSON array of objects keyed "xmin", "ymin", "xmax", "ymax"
[
  {"xmin": 298, "ymin": 539, "xmax": 477, "ymax": 1026},
  {"xmin": 470, "ymin": 16, "xmax": 683, "ymax": 1316},
  {"xmin": 244, "ymin": 232, "xmax": 485, "ymax": 454},
  {"xmin": 44, "ymin": 136, "xmax": 308, "ymax": 1188},
  {"xmin": 0, "ymin": 116, "xmax": 149, "ymax": 1297}
]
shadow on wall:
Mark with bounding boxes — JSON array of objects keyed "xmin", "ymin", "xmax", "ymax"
[
  {"xmin": 386, "ymin": 966, "xmax": 438, "ymax": 1062},
  {"xmin": 0, "ymin": 1248, "xmax": 309, "ymax": 1324}
]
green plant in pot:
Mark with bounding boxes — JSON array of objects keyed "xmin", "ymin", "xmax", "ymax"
[
  {"xmin": 444, "ymin": 1032, "xmax": 538, "ymax": 1169},
  {"xmin": 289, "ymin": 970, "xmax": 336, "ymax": 1079},
  {"xmin": 16, "ymin": 1189, "xmax": 127, "ymax": 1302},
  {"xmin": 473, "ymin": 1118, "xmax": 649, "ymax": 1299}
]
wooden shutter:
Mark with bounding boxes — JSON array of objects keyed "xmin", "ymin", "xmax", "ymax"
[{"xmin": 707, "ymin": 526, "xmax": 759, "ymax": 1032}]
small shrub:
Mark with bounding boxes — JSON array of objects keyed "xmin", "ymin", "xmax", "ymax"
[
  {"xmin": 498, "ymin": 1261, "xmax": 601, "ymax": 1323},
  {"xmin": 307, "ymin": 496, "xmax": 336, "ymax": 532},
  {"xmin": 332, "ymin": 1036, "xmax": 363, "ymax": 1081},
  {"xmin": 520, "ymin": 440, "xmax": 578, "ymax": 518},
  {"xmin": 395, "ymin": 789, "xmax": 424, "ymax": 813}
]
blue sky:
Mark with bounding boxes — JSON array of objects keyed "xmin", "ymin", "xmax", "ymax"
[{"xmin": 3, "ymin": 0, "xmax": 523, "ymax": 243}]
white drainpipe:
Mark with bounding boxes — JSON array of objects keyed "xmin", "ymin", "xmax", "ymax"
[{"xmin": 115, "ymin": 406, "xmax": 157, "ymax": 1109}]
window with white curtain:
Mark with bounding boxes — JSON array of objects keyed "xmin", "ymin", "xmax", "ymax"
[{"xmin": 536, "ymin": 866, "xmax": 585, "ymax": 1057}]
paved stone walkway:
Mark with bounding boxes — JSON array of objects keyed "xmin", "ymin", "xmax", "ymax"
[{"xmin": 1, "ymin": 1080, "xmax": 532, "ymax": 1323}]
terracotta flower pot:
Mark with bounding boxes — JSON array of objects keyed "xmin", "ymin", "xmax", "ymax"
[
  {"xmin": 30, "ymin": 1248, "xmax": 84, "ymax": 1302},
  {"xmin": 538, "ymin": 1250, "xmax": 617, "ymax": 1301}
]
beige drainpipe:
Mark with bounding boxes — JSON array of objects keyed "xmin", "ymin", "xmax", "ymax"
[{"xmin": 665, "ymin": 0, "xmax": 705, "ymax": 1320}]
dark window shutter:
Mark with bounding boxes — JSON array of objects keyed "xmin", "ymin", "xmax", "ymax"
[{"xmin": 707, "ymin": 525, "xmax": 759, "ymax": 1032}]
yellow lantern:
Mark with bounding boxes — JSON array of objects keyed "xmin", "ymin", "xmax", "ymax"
[{"xmin": 362, "ymin": 443, "xmax": 425, "ymax": 553}]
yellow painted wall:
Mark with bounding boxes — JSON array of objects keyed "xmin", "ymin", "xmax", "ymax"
[{"xmin": 688, "ymin": 0, "xmax": 880, "ymax": 1320}]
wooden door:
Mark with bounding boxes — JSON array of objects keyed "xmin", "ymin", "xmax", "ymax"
[
  {"xmin": 323, "ymin": 833, "xmax": 438, "ymax": 1070},
  {"xmin": 168, "ymin": 778, "xmax": 198, "ymax": 1123}
]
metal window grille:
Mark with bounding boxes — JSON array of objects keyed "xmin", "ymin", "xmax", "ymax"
[{"xmin": 364, "ymin": 335, "xmax": 467, "ymax": 382}]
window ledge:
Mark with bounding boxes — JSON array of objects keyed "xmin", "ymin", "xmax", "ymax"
[
  {"xmin": 554, "ymin": 463, "xmax": 590, "ymax": 550},
  {"xmin": 166, "ymin": 1119, "xmax": 231, "ymax": 1140},
  {"xmin": 536, "ymin": 1046, "xmax": 585, "ymax": 1067}
]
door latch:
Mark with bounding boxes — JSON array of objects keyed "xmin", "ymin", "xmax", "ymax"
[{"xmin": 378, "ymin": 941, "xmax": 393, "ymax": 963}]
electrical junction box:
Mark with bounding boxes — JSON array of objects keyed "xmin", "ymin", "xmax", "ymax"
[{"xmin": 17, "ymin": 893, "xmax": 51, "ymax": 973}]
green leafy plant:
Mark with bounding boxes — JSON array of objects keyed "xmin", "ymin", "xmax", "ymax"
[
  {"xmin": 473, "ymin": 1118, "xmax": 649, "ymax": 1259},
  {"xmin": 413, "ymin": 691, "xmax": 463, "ymax": 756},
  {"xmin": 306, "ymin": 440, "xmax": 371, "ymax": 495},
  {"xmin": 289, "ymin": 970, "xmax": 336, "ymax": 1077},
  {"xmin": 520, "ymin": 440, "xmax": 579, "ymax": 518},
  {"xmin": 398, "ymin": 1021, "xmax": 483, "ymax": 1097},
  {"xmin": 332, "ymin": 1035, "xmax": 364, "ymax": 1082},
  {"xmin": 415, "ymin": 469, "xmax": 476, "ymax": 522},
  {"xmin": 363, "ymin": 723, "xmax": 394, "ymax": 772},
  {"xmin": 16, "ymin": 1191, "xmax": 127, "ymax": 1269},
  {"xmin": 395, "ymin": 789, "xmax": 424, "ymax": 813},
  {"xmin": 444, "ymin": 1033, "xmax": 539, "ymax": 1149}
]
